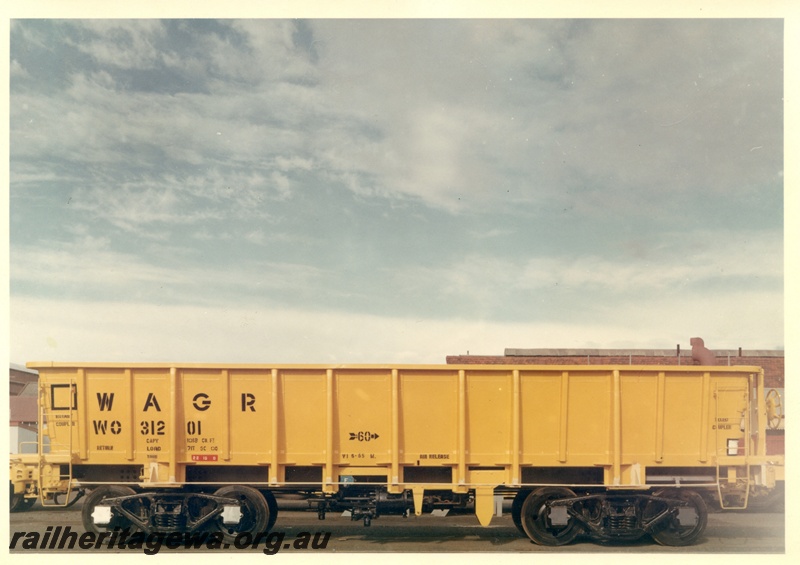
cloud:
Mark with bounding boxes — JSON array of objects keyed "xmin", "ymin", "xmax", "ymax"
[
  {"xmin": 11, "ymin": 220, "xmax": 780, "ymax": 347},
  {"xmin": 67, "ymin": 20, "xmax": 167, "ymax": 70},
  {"xmin": 11, "ymin": 19, "xmax": 782, "ymax": 224},
  {"xmin": 8, "ymin": 19, "xmax": 784, "ymax": 362},
  {"xmin": 10, "ymin": 293, "xmax": 781, "ymax": 367},
  {"xmin": 400, "ymin": 228, "xmax": 782, "ymax": 298},
  {"xmin": 301, "ymin": 19, "xmax": 782, "ymax": 212},
  {"xmin": 10, "ymin": 59, "xmax": 29, "ymax": 79},
  {"xmin": 10, "ymin": 238, "xmax": 326, "ymax": 305}
]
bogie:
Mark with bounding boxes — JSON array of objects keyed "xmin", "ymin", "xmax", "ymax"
[
  {"xmin": 80, "ymin": 485, "xmax": 276, "ymax": 541},
  {"xmin": 518, "ymin": 488, "xmax": 710, "ymax": 546}
]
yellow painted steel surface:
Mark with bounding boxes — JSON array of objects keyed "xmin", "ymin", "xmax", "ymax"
[{"xmin": 27, "ymin": 362, "xmax": 777, "ymax": 492}]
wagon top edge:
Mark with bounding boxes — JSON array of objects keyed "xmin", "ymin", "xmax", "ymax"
[{"xmin": 25, "ymin": 361, "xmax": 765, "ymax": 374}]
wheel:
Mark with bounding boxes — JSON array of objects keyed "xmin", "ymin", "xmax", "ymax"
[
  {"xmin": 766, "ymin": 389, "xmax": 783, "ymax": 429},
  {"xmin": 10, "ymin": 492, "xmax": 25, "ymax": 512},
  {"xmin": 520, "ymin": 487, "xmax": 581, "ymax": 545},
  {"xmin": 260, "ymin": 489, "xmax": 279, "ymax": 531},
  {"xmin": 10, "ymin": 483, "xmax": 36, "ymax": 513},
  {"xmin": 81, "ymin": 486, "xmax": 138, "ymax": 534},
  {"xmin": 212, "ymin": 485, "xmax": 270, "ymax": 542},
  {"xmin": 14, "ymin": 497, "xmax": 36, "ymax": 512},
  {"xmin": 647, "ymin": 489, "xmax": 708, "ymax": 546},
  {"xmin": 511, "ymin": 490, "xmax": 530, "ymax": 534}
]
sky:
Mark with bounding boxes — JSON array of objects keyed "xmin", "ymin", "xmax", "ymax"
[{"xmin": 6, "ymin": 15, "xmax": 789, "ymax": 364}]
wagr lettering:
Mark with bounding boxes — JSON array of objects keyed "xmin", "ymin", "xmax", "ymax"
[
  {"xmin": 136, "ymin": 392, "xmax": 258, "ymax": 414},
  {"xmin": 97, "ymin": 393, "xmax": 115, "ymax": 411},
  {"xmin": 143, "ymin": 393, "xmax": 161, "ymax": 412}
]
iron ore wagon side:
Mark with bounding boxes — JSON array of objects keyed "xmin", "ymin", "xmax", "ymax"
[{"xmin": 10, "ymin": 362, "xmax": 784, "ymax": 546}]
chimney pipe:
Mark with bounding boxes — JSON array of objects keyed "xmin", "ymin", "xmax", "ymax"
[{"xmin": 690, "ymin": 337, "xmax": 716, "ymax": 365}]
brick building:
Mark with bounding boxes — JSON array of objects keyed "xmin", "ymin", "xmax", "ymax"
[
  {"xmin": 447, "ymin": 346, "xmax": 784, "ymax": 388},
  {"xmin": 9, "ymin": 364, "xmax": 40, "ymax": 454},
  {"xmin": 10, "ymin": 363, "xmax": 39, "ymax": 396}
]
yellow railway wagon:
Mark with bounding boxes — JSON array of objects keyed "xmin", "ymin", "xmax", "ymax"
[{"xmin": 10, "ymin": 362, "xmax": 784, "ymax": 546}]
